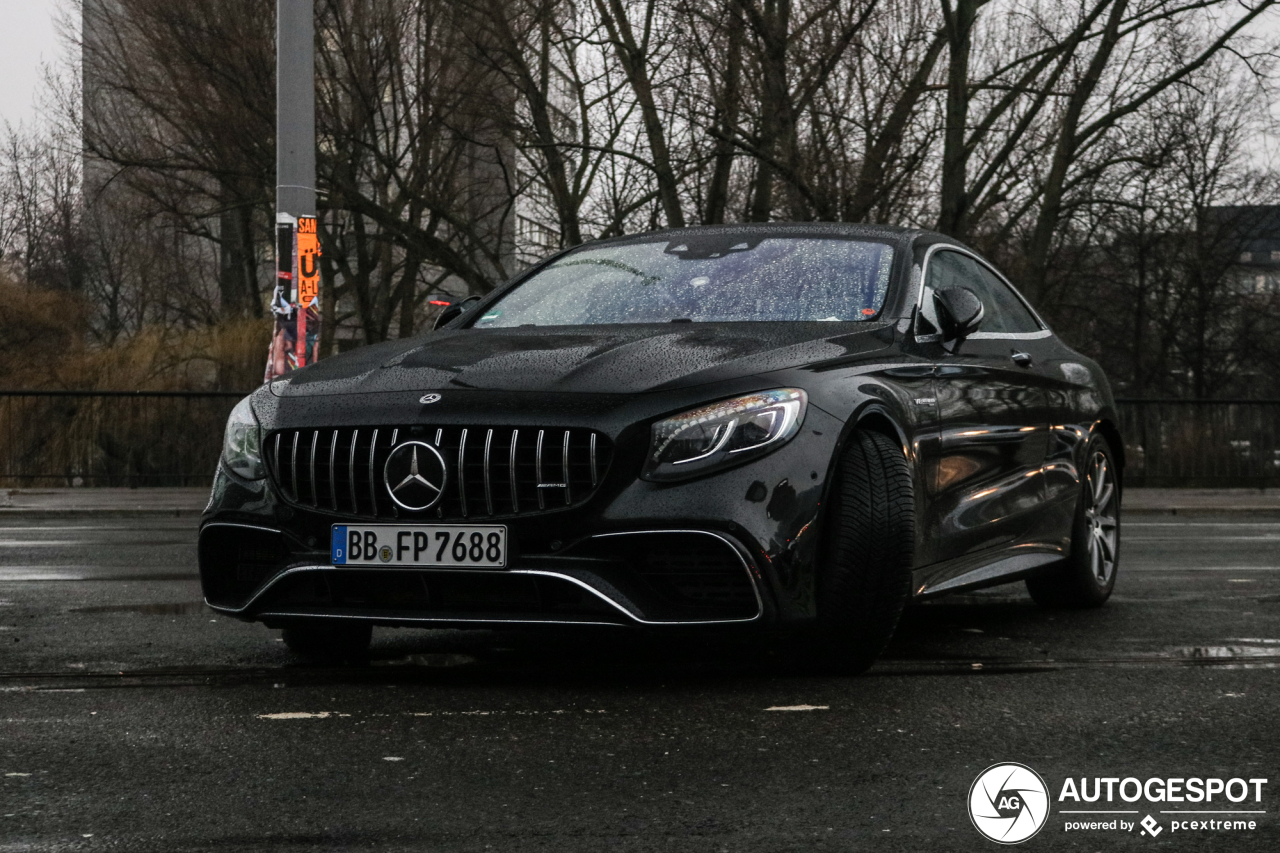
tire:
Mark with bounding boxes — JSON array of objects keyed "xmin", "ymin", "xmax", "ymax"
[
  {"xmin": 806, "ymin": 429, "xmax": 916, "ymax": 675},
  {"xmin": 1026, "ymin": 434, "xmax": 1120, "ymax": 608},
  {"xmin": 281, "ymin": 621, "xmax": 373, "ymax": 663}
]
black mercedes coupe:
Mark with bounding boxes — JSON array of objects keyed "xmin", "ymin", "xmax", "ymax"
[{"xmin": 202, "ymin": 223, "xmax": 1122, "ymax": 672}]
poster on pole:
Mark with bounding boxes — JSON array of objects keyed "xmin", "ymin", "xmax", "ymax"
[
  {"xmin": 297, "ymin": 216, "xmax": 320, "ymax": 308},
  {"xmin": 264, "ymin": 216, "xmax": 321, "ymax": 383}
]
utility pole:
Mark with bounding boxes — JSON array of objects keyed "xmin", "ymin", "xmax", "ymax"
[{"xmin": 268, "ymin": 0, "xmax": 319, "ymax": 378}]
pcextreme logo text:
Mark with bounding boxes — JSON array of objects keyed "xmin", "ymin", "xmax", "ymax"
[{"xmin": 968, "ymin": 764, "xmax": 1268, "ymax": 844}]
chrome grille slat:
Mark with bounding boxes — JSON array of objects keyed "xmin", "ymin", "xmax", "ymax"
[
  {"xmin": 328, "ymin": 430, "xmax": 339, "ymax": 510},
  {"xmin": 367, "ymin": 428, "xmax": 379, "ymax": 513},
  {"xmin": 388, "ymin": 430, "xmax": 399, "ymax": 518},
  {"xmin": 269, "ymin": 425, "xmax": 610, "ymax": 521},
  {"xmin": 457, "ymin": 428, "xmax": 468, "ymax": 518},
  {"xmin": 308, "ymin": 431, "xmax": 319, "ymax": 507},
  {"xmin": 435, "ymin": 429, "xmax": 444, "ymax": 519},
  {"xmin": 562, "ymin": 430, "xmax": 571, "ymax": 506},
  {"xmin": 535, "ymin": 429, "xmax": 545, "ymax": 511},
  {"xmin": 483, "ymin": 429, "xmax": 494, "ymax": 516},
  {"xmin": 290, "ymin": 432, "xmax": 299, "ymax": 501},
  {"xmin": 348, "ymin": 429, "xmax": 359, "ymax": 514},
  {"xmin": 509, "ymin": 429, "xmax": 520, "ymax": 513}
]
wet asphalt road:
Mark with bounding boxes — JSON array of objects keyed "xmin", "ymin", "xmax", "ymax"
[{"xmin": 1, "ymin": 513, "xmax": 1278, "ymax": 852}]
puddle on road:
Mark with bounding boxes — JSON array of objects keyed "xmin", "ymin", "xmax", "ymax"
[
  {"xmin": 0, "ymin": 569, "xmax": 197, "ymax": 582},
  {"xmin": 69, "ymin": 602, "xmax": 206, "ymax": 615},
  {"xmin": 1172, "ymin": 645, "xmax": 1280, "ymax": 661}
]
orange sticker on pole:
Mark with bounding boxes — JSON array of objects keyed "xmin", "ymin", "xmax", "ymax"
[{"xmin": 297, "ymin": 215, "xmax": 320, "ymax": 308}]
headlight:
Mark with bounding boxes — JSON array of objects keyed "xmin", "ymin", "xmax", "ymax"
[
  {"xmin": 642, "ymin": 389, "xmax": 807, "ymax": 482},
  {"xmin": 222, "ymin": 395, "xmax": 265, "ymax": 480}
]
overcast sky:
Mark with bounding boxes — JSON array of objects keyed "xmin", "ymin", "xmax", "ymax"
[{"xmin": 0, "ymin": 0, "xmax": 66, "ymax": 129}]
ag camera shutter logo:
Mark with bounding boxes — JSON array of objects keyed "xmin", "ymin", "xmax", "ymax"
[{"xmin": 969, "ymin": 763, "xmax": 1050, "ymax": 844}]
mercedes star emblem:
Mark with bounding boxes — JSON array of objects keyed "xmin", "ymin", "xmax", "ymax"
[
  {"xmin": 383, "ymin": 441, "xmax": 448, "ymax": 511},
  {"xmin": 419, "ymin": 393, "xmax": 442, "ymax": 405}
]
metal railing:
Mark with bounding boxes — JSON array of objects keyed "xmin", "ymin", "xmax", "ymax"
[
  {"xmin": 1, "ymin": 391, "xmax": 1277, "ymax": 488},
  {"xmin": 1116, "ymin": 399, "xmax": 1280, "ymax": 487},
  {"xmin": 0, "ymin": 390, "xmax": 245, "ymax": 487}
]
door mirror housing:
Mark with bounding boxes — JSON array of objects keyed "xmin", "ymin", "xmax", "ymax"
[
  {"xmin": 933, "ymin": 287, "xmax": 984, "ymax": 340},
  {"xmin": 432, "ymin": 295, "xmax": 482, "ymax": 330}
]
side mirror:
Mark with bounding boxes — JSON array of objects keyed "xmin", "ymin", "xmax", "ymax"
[
  {"xmin": 933, "ymin": 287, "xmax": 984, "ymax": 340},
  {"xmin": 432, "ymin": 295, "xmax": 482, "ymax": 330}
]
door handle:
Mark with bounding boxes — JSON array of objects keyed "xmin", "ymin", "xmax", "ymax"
[{"xmin": 1010, "ymin": 351, "xmax": 1033, "ymax": 368}]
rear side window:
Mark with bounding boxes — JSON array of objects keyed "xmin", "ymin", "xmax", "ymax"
[{"xmin": 920, "ymin": 250, "xmax": 1042, "ymax": 335}]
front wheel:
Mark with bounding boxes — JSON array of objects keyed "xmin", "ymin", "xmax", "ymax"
[
  {"xmin": 805, "ymin": 430, "xmax": 916, "ymax": 675},
  {"xmin": 1026, "ymin": 434, "xmax": 1120, "ymax": 607}
]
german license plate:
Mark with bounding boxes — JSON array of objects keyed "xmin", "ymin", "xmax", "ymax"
[{"xmin": 332, "ymin": 524, "xmax": 507, "ymax": 569}]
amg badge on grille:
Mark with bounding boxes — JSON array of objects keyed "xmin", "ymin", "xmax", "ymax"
[{"xmin": 383, "ymin": 441, "xmax": 448, "ymax": 511}]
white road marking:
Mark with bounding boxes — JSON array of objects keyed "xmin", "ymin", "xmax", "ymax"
[
  {"xmin": 0, "ymin": 542, "xmax": 82, "ymax": 547},
  {"xmin": 1126, "ymin": 522, "xmax": 1280, "ymax": 527},
  {"xmin": 0, "ymin": 568, "xmax": 196, "ymax": 581},
  {"xmin": 764, "ymin": 705, "xmax": 829, "ymax": 712},
  {"xmin": 0, "ymin": 540, "xmax": 191, "ymax": 547},
  {"xmin": 1128, "ymin": 566, "xmax": 1280, "ymax": 572},
  {"xmin": 0, "ymin": 526, "xmax": 124, "ymax": 532},
  {"xmin": 1127, "ymin": 536, "xmax": 1280, "ymax": 541},
  {"xmin": 257, "ymin": 712, "xmax": 332, "ymax": 720}
]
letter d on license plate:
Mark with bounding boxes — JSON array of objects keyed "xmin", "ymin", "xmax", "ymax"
[{"xmin": 332, "ymin": 524, "xmax": 507, "ymax": 568}]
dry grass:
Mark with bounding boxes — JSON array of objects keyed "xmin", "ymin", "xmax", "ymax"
[
  {"xmin": 0, "ymin": 275, "xmax": 268, "ymax": 392},
  {"xmin": 0, "ymin": 276, "xmax": 270, "ymax": 485}
]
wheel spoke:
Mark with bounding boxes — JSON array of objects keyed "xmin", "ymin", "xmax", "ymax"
[
  {"xmin": 1089, "ymin": 534, "xmax": 1103, "ymax": 580},
  {"xmin": 1097, "ymin": 513, "xmax": 1117, "ymax": 530},
  {"xmin": 1097, "ymin": 528, "xmax": 1116, "ymax": 562},
  {"xmin": 1091, "ymin": 457, "xmax": 1108, "ymax": 503},
  {"xmin": 1095, "ymin": 482, "xmax": 1114, "ymax": 512}
]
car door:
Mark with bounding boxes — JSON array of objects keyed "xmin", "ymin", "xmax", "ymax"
[{"xmin": 915, "ymin": 248, "xmax": 1052, "ymax": 561}]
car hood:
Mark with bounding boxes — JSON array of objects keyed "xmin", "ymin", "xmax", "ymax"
[{"xmin": 269, "ymin": 322, "xmax": 895, "ymax": 398}]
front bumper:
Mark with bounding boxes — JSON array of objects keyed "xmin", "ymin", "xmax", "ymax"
[{"xmin": 199, "ymin": 404, "xmax": 844, "ymax": 629}]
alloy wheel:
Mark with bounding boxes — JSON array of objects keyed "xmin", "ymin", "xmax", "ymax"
[{"xmin": 1083, "ymin": 450, "xmax": 1118, "ymax": 585}]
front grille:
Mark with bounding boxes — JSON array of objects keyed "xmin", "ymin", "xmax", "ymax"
[{"xmin": 266, "ymin": 426, "xmax": 612, "ymax": 520}]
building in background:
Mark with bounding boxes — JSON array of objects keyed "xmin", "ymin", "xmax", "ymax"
[{"xmin": 1209, "ymin": 205, "xmax": 1280, "ymax": 296}]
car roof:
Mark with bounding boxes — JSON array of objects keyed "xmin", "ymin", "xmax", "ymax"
[{"xmin": 583, "ymin": 221, "xmax": 953, "ymax": 250}]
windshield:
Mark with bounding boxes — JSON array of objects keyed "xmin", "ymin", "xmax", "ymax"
[{"xmin": 472, "ymin": 236, "xmax": 895, "ymax": 327}]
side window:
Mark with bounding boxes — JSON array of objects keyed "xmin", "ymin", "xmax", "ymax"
[
  {"xmin": 919, "ymin": 250, "xmax": 1041, "ymax": 335},
  {"xmin": 976, "ymin": 266, "xmax": 1042, "ymax": 333}
]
